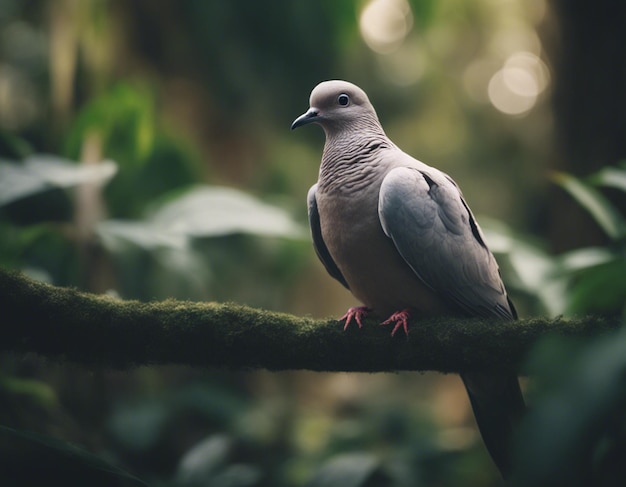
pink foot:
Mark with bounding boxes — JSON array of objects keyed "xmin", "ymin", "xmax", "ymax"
[
  {"xmin": 340, "ymin": 306, "xmax": 371, "ymax": 331},
  {"xmin": 381, "ymin": 309, "xmax": 411, "ymax": 337}
]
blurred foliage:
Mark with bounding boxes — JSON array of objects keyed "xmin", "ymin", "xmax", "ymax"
[
  {"xmin": 0, "ymin": 0, "xmax": 625, "ymax": 486},
  {"xmin": 64, "ymin": 83, "xmax": 205, "ymax": 219},
  {"xmin": 552, "ymin": 165, "xmax": 626, "ymax": 316},
  {"xmin": 0, "ymin": 425, "xmax": 148, "ymax": 487},
  {"xmin": 483, "ymin": 163, "xmax": 626, "ymax": 318},
  {"xmin": 513, "ymin": 326, "xmax": 626, "ymax": 487}
]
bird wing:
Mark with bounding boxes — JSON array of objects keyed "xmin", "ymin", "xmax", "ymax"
[
  {"xmin": 307, "ymin": 184, "xmax": 350, "ymax": 289},
  {"xmin": 378, "ymin": 166, "xmax": 514, "ymax": 319}
]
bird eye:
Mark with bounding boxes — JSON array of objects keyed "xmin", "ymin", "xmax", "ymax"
[{"xmin": 337, "ymin": 93, "xmax": 350, "ymax": 106}]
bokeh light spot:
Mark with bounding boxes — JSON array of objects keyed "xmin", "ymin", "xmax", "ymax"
[
  {"xmin": 359, "ymin": 0, "xmax": 413, "ymax": 54},
  {"xmin": 504, "ymin": 51, "xmax": 550, "ymax": 94},
  {"xmin": 488, "ymin": 51, "xmax": 550, "ymax": 116},
  {"xmin": 488, "ymin": 70, "xmax": 536, "ymax": 116}
]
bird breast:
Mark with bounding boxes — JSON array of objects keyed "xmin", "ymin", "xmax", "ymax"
[{"xmin": 316, "ymin": 173, "xmax": 450, "ymax": 318}]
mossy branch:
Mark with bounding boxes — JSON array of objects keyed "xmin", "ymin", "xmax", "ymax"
[{"xmin": 0, "ymin": 269, "xmax": 620, "ymax": 372}]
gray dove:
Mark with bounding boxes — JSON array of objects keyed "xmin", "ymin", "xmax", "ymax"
[{"xmin": 291, "ymin": 80, "xmax": 525, "ymax": 478}]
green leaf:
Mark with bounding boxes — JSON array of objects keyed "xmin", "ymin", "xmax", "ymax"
[
  {"xmin": 306, "ymin": 453, "xmax": 390, "ymax": 487},
  {"xmin": 64, "ymin": 83, "xmax": 156, "ymax": 165},
  {"xmin": 107, "ymin": 401, "xmax": 169, "ymax": 453},
  {"xmin": 150, "ymin": 186, "xmax": 305, "ymax": 239},
  {"xmin": 0, "ymin": 425, "xmax": 148, "ymax": 486},
  {"xmin": 556, "ymin": 247, "xmax": 615, "ymax": 274},
  {"xmin": 0, "ymin": 130, "xmax": 33, "ymax": 159},
  {"xmin": 0, "ymin": 155, "xmax": 117, "ymax": 207},
  {"xmin": 408, "ymin": 0, "xmax": 437, "ymax": 29},
  {"xmin": 590, "ymin": 165, "xmax": 626, "ymax": 193},
  {"xmin": 97, "ymin": 220, "xmax": 188, "ymax": 251},
  {"xmin": 553, "ymin": 171, "xmax": 625, "ymax": 240},
  {"xmin": 176, "ymin": 435, "xmax": 262, "ymax": 486},
  {"xmin": 97, "ymin": 185, "xmax": 305, "ymax": 251},
  {"xmin": 0, "ymin": 375, "xmax": 57, "ymax": 408},
  {"xmin": 23, "ymin": 155, "xmax": 117, "ymax": 187},
  {"xmin": 513, "ymin": 328, "xmax": 626, "ymax": 485},
  {"xmin": 0, "ymin": 161, "xmax": 47, "ymax": 207},
  {"xmin": 566, "ymin": 257, "xmax": 626, "ymax": 315},
  {"xmin": 480, "ymin": 218, "xmax": 568, "ymax": 315}
]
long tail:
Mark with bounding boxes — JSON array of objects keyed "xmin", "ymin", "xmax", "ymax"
[{"xmin": 460, "ymin": 371, "xmax": 526, "ymax": 479}]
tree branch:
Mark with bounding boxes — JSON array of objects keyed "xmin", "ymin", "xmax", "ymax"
[{"xmin": 0, "ymin": 269, "xmax": 620, "ymax": 372}]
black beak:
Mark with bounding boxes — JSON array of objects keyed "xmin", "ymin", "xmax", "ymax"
[{"xmin": 291, "ymin": 108, "xmax": 320, "ymax": 130}]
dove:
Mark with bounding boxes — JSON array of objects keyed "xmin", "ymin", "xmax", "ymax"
[{"xmin": 291, "ymin": 80, "xmax": 525, "ymax": 478}]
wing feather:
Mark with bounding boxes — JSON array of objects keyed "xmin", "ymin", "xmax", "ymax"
[
  {"xmin": 307, "ymin": 184, "xmax": 350, "ymax": 289},
  {"xmin": 378, "ymin": 167, "xmax": 513, "ymax": 319}
]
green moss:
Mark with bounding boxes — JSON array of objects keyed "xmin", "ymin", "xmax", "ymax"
[{"xmin": 0, "ymin": 269, "xmax": 620, "ymax": 372}]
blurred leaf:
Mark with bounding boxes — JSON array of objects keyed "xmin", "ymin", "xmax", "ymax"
[
  {"xmin": 108, "ymin": 384, "xmax": 248, "ymax": 454},
  {"xmin": 408, "ymin": 0, "xmax": 437, "ymax": 28},
  {"xmin": 64, "ymin": 83, "xmax": 204, "ymax": 219},
  {"xmin": 171, "ymin": 383, "xmax": 249, "ymax": 426},
  {"xmin": 0, "ymin": 155, "xmax": 117, "ymax": 207},
  {"xmin": 3, "ymin": 222, "xmax": 80, "ymax": 283},
  {"xmin": 480, "ymin": 219, "xmax": 555, "ymax": 290},
  {"xmin": 150, "ymin": 186, "xmax": 305, "ymax": 239},
  {"xmin": 176, "ymin": 434, "xmax": 262, "ymax": 486},
  {"xmin": 306, "ymin": 453, "xmax": 391, "ymax": 487},
  {"xmin": 507, "ymin": 242, "xmax": 556, "ymax": 294},
  {"xmin": 209, "ymin": 464, "xmax": 263, "ymax": 487},
  {"xmin": 21, "ymin": 154, "xmax": 117, "ymax": 187},
  {"xmin": 0, "ymin": 374, "xmax": 58, "ymax": 408},
  {"xmin": 0, "ymin": 162, "xmax": 47, "ymax": 207},
  {"xmin": 481, "ymin": 218, "xmax": 568, "ymax": 315},
  {"xmin": 108, "ymin": 400, "xmax": 169, "ymax": 453},
  {"xmin": 556, "ymin": 247, "xmax": 615, "ymax": 274},
  {"xmin": 553, "ymin": 171, "xmax": 625, "ymax": 240},
  {"xmin": 103, "ymin": 132, "xmax": 203, "ymax": 219},
  {"xmin": 521, "ymin": 335, "xmax": 587, "ymax": 395},
  {"xmin": 0, "ymin": 130, "xmax": 33, "ymax": 159},
  {"xmin": 97, "ymin": 185, "xmax": 305, "ymax": 252},
  {"xmin": 177, "ymin": 435, "xmax": 233, "ymax": 482},
  {"xmin": 97, "ymin": 220, "xmax": 188, "ymax": 251},
  {"xmin": 547, "ymin": 166, "xmax": 626, "ymax": 315},
  {"xmin": 64, "ymin": 83, "xmax": 155, "ymax": 165},
  {"xmin": 479, "ymin": 217, "xmax": 516, "ymax": 255},
  {"xmin": 0, "ymin": 425, "xmax": 147, "ymax": 487},
  {"xmin": 590, "ymin": 165, "xmax": 626, "ymax": 193},
  {"xmin": 566, "ymin": 257, "xmax": 626, "ymax": 315},
  {"xmin": 513, "ymin": 327, "xmax": 626, "ymax": 487}
]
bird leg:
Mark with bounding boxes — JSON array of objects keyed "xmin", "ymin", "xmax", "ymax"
[
  {"xmin": 380, "ymin": 309, "xmax": 411, "ymax": 337},
  {"xmin": 340, "ymin": 306, "xmax": 371, "ymax": 330}
]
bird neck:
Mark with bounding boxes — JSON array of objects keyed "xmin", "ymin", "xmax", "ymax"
[
  {"xmin": 323, "ymin": 114, "xmax": 386, "ymax": 142},
  {"xmin": 321, "ymin": 116, "xmax": 391, "ymax": 161},
  {"xmin": 318, "ymin": 122, "xmax": 392, "ymax": 194}
]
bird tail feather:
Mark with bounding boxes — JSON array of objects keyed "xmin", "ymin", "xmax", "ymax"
[{"xmin": 460, "ymin": 371, "xmax": 525, "ymax": 479}]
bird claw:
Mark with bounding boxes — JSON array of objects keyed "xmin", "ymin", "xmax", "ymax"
[
  {"xmin": 340, "ymin": 306, "xmax": 371, "ymax": 331},
  {"xmin": 381, "ymin": 309, "xmax": 411, "ymax": 337}
]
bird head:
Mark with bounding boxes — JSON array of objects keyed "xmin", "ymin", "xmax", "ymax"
[{"xmin": 291, "ymin": 80, "xmax": 380, "ymax": 134}]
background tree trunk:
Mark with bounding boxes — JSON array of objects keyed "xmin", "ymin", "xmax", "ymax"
[{"xmin": 546, "ymin": 0, "xmax": 626, "ymax": 251}]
